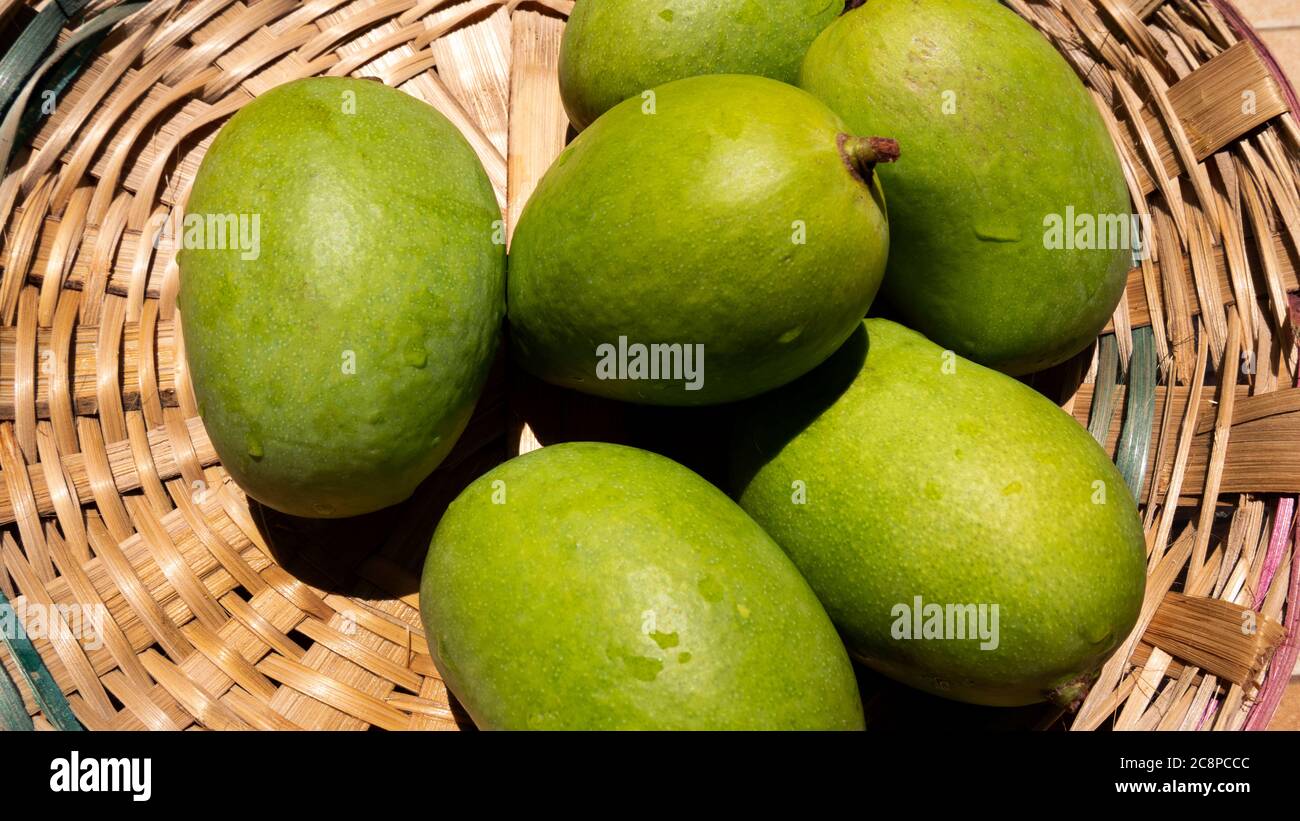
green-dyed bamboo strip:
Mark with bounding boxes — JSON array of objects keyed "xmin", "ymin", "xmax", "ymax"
[
  {"xmin": 1096, "ymin": 409, "xmax": 1300, "ymax": 501},
  {"xmin": 1070, "ymin": 384, "xmax": 1300, "ymax": 435},
  {"xmin": 1072, "ymin": 380, "xmax": 1300, "ymax": 503},
  {"xmin": 11, "ymin": 19, "xmax": 113, "ymax": 149},
  {"xmin": 0, "ymin": 652, "xmax": 34, "ymax": 730},
  {"xmin": 1116, "ymin": 327, "xmax": 1158, "ymax": 496},
  {"xmin": 0, "ymin": 0, "xmax": 131, "ymax": 178},
  {"xmin": 0, "ymin": 587, "xmax": 81, "ymax": 730},
  {"xmin": 0, "ymin": 0, "xmax": 92, "ymax": 119}
]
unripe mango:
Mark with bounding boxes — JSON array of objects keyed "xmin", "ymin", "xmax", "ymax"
[
  {"xmin": 801, "ymin": 0, "xmax": 1132, "ymax": 374},
  {"xmin": 420, "ymin": 442, "xmax": 864, "ymax": 729},
  {"xmin": 180, "ymin": 78, "xmax": 505, "ymax": 517},
  {"xmin": 731, "ymin": 320, "xmax": 1146, "ymax": 707},
  {"xmin": 559, "ymin": 0, "xmax": 844, "ymax": 130},
  {"xmin": 510, "ymin": 74, "xmax": 894, "ymax": 406}
]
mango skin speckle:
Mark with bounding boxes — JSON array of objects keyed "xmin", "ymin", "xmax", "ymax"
[
  {"xmin": 731, "ymin": 320, "xmax": 1146, "ymax": 707},
  {"xmin": 420, "ymin": 442, "xmax": 864, "ymax": 730},
  {"xmin": 179, "ymin": 77, "xmax": 505, "ymax": 518},
  {"xmin": 559, "ymin": 0, "xmax": 845, "ymax": 130},
  {"xmin": 801, "ymin": 0, "xmax": 1132, "ymax": 375}
]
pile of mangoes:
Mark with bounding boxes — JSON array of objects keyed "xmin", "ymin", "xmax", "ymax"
[{"xmin": 179, "ymin": 0, "xmax": 1146, "ymax": 729}]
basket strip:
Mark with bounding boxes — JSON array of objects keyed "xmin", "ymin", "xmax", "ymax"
[
  {"xmin": 388, "ymin": 690, "xmax": 458, "ymax": 725},
  {"xmin": 0, "ymin": 422, "xmax": 49, "ymax": 577},
  {"xmin": 2, "ymin": 533, "xmax": 117, "ymax": 724},
  {"xmin": 218, "ymin": 684, "xmax": 299, "ymax": 729},
  {"xmin": 323, "ymin": 593, "xmax": 431, "ymax": 655},
  {"xmin": 1245, "ymin": 301, "xmax": 1300, "ymax": 727},
  {"xmin": 505, "ymin": 7, "xmax": 567, "ymax": 240},
  {"xmin": 0, "ymin": 0, "xmax": 94, "ymax": 123},
  {"xmin": 1241, "ymin": 159, "xmax": 1293, "ymax": 333},
  {"xmin": 258, "ymin": 652, "xmax": 409, "ymax": 731},
  {"xmin": 1156, "ymin": 210, "xmax": 1198, "ymax": 382},
  {"xmin": 1213, "ymin": 497, "xmax": 1260, "ymax": 602},
  {"xmin": 1072, "ymin": 383, "xmax": 1300, "ymax": 500},
  {"xmin": 0, "ymin": 586, "xmax": 81, "ymax": 730},
  {"xmin": 1212, "ymin": 158, "xmax": 1259, "ymax": 346},
  {"xmin": 428, "ymin": 5, "xmax": 511, "ymax": 158},
  {"xmin": 1245, "ymin": 525, "xmax": 1296, "ymax": 728},
  {"xmin": 1140, "ymin": 349, "xmax": 1180, "ymax": 527},
  {"xmin": 219, "ymin": 591, "xmax": 307, "ymax": 661},
  {"xmin": 1138, "ymin": 39, "xmax": 1290, "ymax": 189},
  {"xmin": 0, "ymin": 415, "xmax": 216, "ymax": 526},
  {"xmin": 98, "ymin": 665, "xmax": 188, "ymax": 732},
  {"xmin": 1143, "ymin": 592, "xmax": 1286, "ymax": 687},
  {"xmin": 44, "ymin": 523, "xmax": 153, "ymax": 690},
  {"xmin": 1191, "ymin": 311, "xmax": 1242, "ymax": 579},
  {"xmin": 1116, "ymin": 326, "xmax": 1158, "ymax": 495},
  {"xmin": 1114, "ymin": 67, "xmax": 1194, "ymax": 241},
  {"xmin": 1116, "ymin": 645, "xmax": 1172, "ymax": 728},
  {"xmin": 1152, "ymin": 669, "xmax": 1201, "ymax": 730},
  {"xmin": 1086, "ymin": 334, "xmax": 1120, "ymax": 445},
  {"xmin": 1074, "ymin": 523, "xmax": 1196, "ymax": 729},
  {"xmin": 295, "ymin": 615, "xmax": 423, "ymax": 692},
  {"xmin": 1143, "ymin": 324, "xmax": 1207, "ymax": 625},
  {"xmin": 139, "ymin": 647, "xmax": 249, "ymax": 730},
  {"xmin": 0, "ymin": 655, "xmax": 35, "ymax": 730},
  {"xmin": 1071, "ymin": 383, "xmax": 1300, "ymax": 434},
  {"xmin": 180, "ymin": 618, "xmax": 278, "ymax": 701}
]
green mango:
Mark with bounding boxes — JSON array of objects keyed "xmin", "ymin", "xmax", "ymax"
[
  {"xmin": 420, "ymin": 442, "xmax": 864, "ymax": 730},
  {"xmin": 509, "ymin": 74, "xmax": 894, "ymax": 406},
  {"xmin": 800, "ymin": 0, "xmax": 1132, "ymax": 375},
  {"xmin": 179, "ymin": 78, "xmax": 505, "ymax": 518},
  {"xmin": 730, "ymin": 319, "xmax": 1146, "ymax": 707},
  {"xmin": 559, "ymin": 0, "xmax": 845, "ymax": 130}
]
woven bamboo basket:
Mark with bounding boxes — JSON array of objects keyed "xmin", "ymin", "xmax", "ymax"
[{"xmin": 0, "ymin": 0, "xmax": 1296, "ymax": 731}]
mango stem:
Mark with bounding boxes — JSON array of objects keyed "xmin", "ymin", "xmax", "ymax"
[
  {"xmin": 1047, "ymin": 671, "xmax": 1098, "ymax": 712},
  {"xmin": 838, "ymin": 134, "xmax": 900, "ymax": 185}
]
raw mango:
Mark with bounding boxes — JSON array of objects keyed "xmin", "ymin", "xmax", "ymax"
[
  {"xmin": 179, "ymin": 77, "xmax": 505, "ymax": 518},
  {"xmin": 559, "ymin": 0, "xmax": 845, "ymax": 130},
  {"xmin": 509, "ymin": 74, "xmax": 894, "ymax": 406},
  {"xmin": 801, "ymin": 0, "xmax": 1132, "ymax": 374},
  {"xmin": 420, "ymin": 442, "xmax": 864, "ymax": 730},
  {"xmin": 730, "ymin": 319, "xmax": 1146, "ymax": 707}
]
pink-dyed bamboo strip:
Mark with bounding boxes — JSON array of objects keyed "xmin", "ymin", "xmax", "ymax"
[{"xmin": 1245, "ymin": 294, "xmax": 1300, "ymax": 729}]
